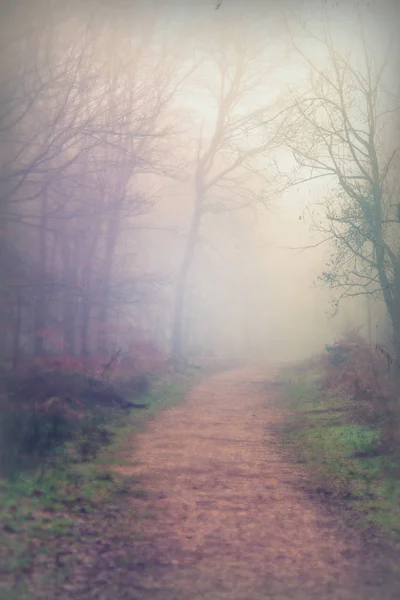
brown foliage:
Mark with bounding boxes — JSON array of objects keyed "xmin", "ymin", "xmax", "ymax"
[
  {"xmin": 322, "ymin": 329, "xmax": 390, "ymax": 402},
  {"xmin": 322, "ymin": 329, "xmax": 400, "ymax": 453}
]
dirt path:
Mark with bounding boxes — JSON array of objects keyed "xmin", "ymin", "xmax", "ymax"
[{"xmin": 108, "ymin": 365, "xmax": 390, "ymax": 600}]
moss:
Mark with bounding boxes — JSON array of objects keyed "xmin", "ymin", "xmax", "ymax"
[{"xmin": 276, "ymin": 369, "xmax": 400, "ymax": 541}]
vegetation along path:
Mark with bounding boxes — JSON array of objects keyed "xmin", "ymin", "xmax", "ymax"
[
  {"xmin": 46, "ymin": 365, "xmax": 400, "ymax": 600},
  {"xmin": 98, "ymin": 365, "xmax": 396, "ymax": 600}
]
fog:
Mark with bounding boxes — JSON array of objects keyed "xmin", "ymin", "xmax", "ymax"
[{"xmin": 0, "ymin": 0, "xmax": 398, "ymax": 366}]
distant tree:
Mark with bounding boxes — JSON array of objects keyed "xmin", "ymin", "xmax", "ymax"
[
  {"xmin": 171, "ymin": 29, "xmax": 290, "ymax": 364},
  {"xmin": 0, "ymin": 2, "xmax": 189, "ymax": 362}
]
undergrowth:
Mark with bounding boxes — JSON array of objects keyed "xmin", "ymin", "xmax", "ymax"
[
  {"xmin": 0, "ymin": 370, "xmax": 196, "ymax": 599},
  {"xmin": 276, "ymin": 331, "xmax": 400, "ymax": 542}
]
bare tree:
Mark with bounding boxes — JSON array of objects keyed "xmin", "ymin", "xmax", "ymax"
[
  {"xmin": 171, "ymin": 32, "xmax": 289, "ymax": 363},
  {"xmin": 283, "ymin": 21, "xmax": 400, "ymax": 374},
  {"xmin": 0, "ymin": 3, "xmax": 192, "ymax": 362}
]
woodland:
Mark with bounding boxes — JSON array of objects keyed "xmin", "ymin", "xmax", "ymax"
[{"xmin": 1, "ymin": 1, "xmax": 400, "ymax": 597}]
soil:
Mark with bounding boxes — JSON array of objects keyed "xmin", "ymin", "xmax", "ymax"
[{"xmin": 46, "ymin": 365, "xmax": 400, "ymax": 599}]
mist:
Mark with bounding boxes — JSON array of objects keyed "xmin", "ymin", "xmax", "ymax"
[
  {"xmin": 0, "ymin": 0, "xmax": 398, "ymax": 366},
  {"xmin": 2, "ymin": 2, "xmax": 400, "ymax": 597}
]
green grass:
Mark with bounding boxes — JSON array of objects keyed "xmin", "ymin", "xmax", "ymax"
[
  {"xmin": 0, "ymin": 369, "xmax": 198, "ymax": 597},
  {"xmin": 277, "ymin": 372, "xmax": 400, "ymax": 541}
]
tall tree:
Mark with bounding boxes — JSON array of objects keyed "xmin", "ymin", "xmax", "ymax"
[
  {"xmin": 171, "ymin": 28, "xmax": 289, "ymax": 363},
  {"xmin": 0, "ymin": 1, "xmax": 190, "ymax": 361},
  {"xmin": 283, "ymin": 21, "xmax": 400, "ymax": 374}
]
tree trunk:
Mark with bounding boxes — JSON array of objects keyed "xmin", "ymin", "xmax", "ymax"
[
  {"xmin": 97, "ymin": 214, "xmax": 120, "ymax": 356},
  {"xmin": 34, "ymin": 191, "xmax": 48, "ymax": 356},
  {"xmin": 80, "ymin": 299, "xmax": 91, "ymax": 357},
  {"xmin": 392, "ymin": 321, "xmax": 400, "ymax": 381},
  {"xmin": 172, "ymin": 183, "xmax": 203, "ymax": 367},
  {"xmin": 61, "ymin": 241, "xmax": 75, "ymax": 355},
  {"xmin": 79, "ymin": 238, "xmax": 91, "ymax": 357},
  {"xmin": 389, "ymin": 263, "xmax": 400, "ymax": 380},
  {"xmin": 12, "ymin": 291, "xmax": 21, "ymax": 369}
]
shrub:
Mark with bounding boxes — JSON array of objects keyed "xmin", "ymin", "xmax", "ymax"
[
  {"xmin": 322, "ymin": 328, "xmax": 389, "ymax": 401},
  {"xmin": 0, "ymin": 363, "xmax": 150, "ymax": 477},
  {"xmin": 322, "ymin": 328, "xmax": 400, "ymax": 455},
  {"xmin": 119, "ymin": 340, "xmax": 170, "ymax": 377},
  {"xmin": 0, "ymin": 400, "xmax": 76, "ymax": 476},
  {"xmin": 0, "ymin": 334, "xmax": 170, "ymax": 477},
  {"xmin": 113, "ymin": 372, "xmax": 151, "ymax": 399}
]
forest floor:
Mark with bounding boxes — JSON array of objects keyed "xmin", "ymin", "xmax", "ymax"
[{"xmin": 4, "ymin": 365, "xmax": 400, "ymax": 599}]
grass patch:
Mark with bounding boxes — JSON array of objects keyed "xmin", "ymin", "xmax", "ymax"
[
  {"xmin": 276, "ymin": 371, "xmax": 400, "ymax": 541},
  {"xmin": 0, "ymin": 369, "xmax": 198, "ymax": 598}
]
